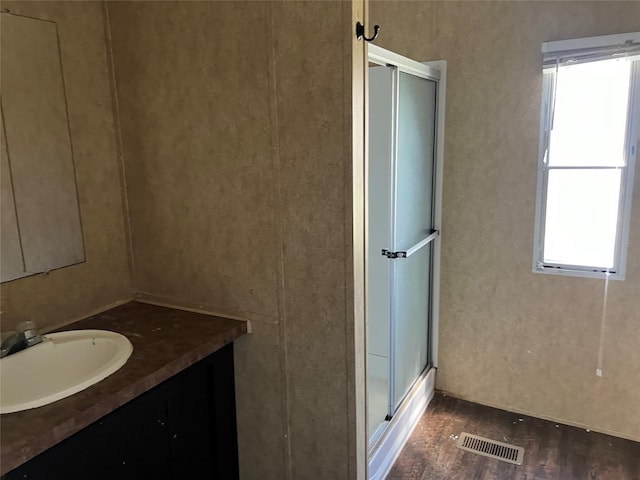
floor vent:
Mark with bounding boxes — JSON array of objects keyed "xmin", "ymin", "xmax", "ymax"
[{"xmin": 456, "ymin": 432, "xmax": 524, "ymax": 465}]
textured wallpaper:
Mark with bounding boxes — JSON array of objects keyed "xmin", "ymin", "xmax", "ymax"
[
  {"xmin": 0, "ymin": 1, "xmax": 132, "ymax": 334},
  {"xmin": 371, "ymin": 0, "xmax": 640, "ymax": 441}
]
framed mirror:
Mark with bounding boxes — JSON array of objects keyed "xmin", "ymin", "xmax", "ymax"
[{"xmin": 1, "ymin": 12, "xmax": 85, "ymax": 282}]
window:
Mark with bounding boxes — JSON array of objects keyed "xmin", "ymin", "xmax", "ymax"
[{"xmin": 533, "ymin": 32, "xmax": 640, "ymax": 280}]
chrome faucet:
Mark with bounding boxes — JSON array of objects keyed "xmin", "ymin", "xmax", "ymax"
[{"xmin": 0, "ymin": 321, "xmax": 44, "ymax": 358}]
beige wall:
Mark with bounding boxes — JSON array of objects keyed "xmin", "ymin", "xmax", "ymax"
[
  {"xmin": 107, "ymin": 2, "xmax": 365, "ymax": 479},
  {"xmin": 0, "ymin": 2, "xmax": 132, "ymax": 333},
  {"xmin": 3, "ymin": 1, "xmax": 637, "ymax": 477},
  {"xmin": 371, "ymin": 0, "xmax": 640, "ymax": 441}
]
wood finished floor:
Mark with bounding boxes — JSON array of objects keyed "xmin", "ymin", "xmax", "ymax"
[{"xmin": 387, "ymin": 393, "xmax": 640, "ymax": 480}]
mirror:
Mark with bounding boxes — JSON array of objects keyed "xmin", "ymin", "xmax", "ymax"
[{"xmin": 0, "ymin": 12, "xmax": 85, "ymax": 282}]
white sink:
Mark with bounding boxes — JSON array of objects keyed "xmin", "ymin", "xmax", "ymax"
[{"xmin": 0, "ymin": 330, "xmax": 133, "ymax": 414}]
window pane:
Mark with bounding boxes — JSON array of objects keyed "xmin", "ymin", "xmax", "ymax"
[
  {"xmin": 543, "ymin": 169, "xmax": 621, "ymax": 268},
  {"xmin": 549, "ymin": 59, "xmax": 631, "ymax": 167}
]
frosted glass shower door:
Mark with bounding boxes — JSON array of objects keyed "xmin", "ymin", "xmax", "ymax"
[
  {"xmin": 367, "ymin": 45, "xmax": 444, "ymax": 479},
  {"xmin": 367, "ymin": 45, "xmax": 442, "ymax": 447},
  {"xmin": 391, "ymin": 72, "xmax": 437, "ymax": 408},
  {"xmin": 367, "ymin": 64, "xmax": 394, "ymax": 439}
]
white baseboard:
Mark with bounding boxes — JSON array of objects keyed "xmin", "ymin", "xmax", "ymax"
[{"xmin": 368, "ymin": 368, "xmax": 436, "ymax": 480}]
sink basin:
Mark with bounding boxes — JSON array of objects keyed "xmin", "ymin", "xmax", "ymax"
[{"xmin": 0, "ymin": 330, "xmax": 133, "ymax": 414}]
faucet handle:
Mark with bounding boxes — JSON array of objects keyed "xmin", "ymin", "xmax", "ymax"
[
  {"xmin": 16, "ymin": 320, "xmax": 37, "ymax": 333},
  {"xmin": 0, "ymin": 320, "xmax": 43, "ymax": 358},
  {"xmin": 16, "ymin": 320, "xmax": 43, "ymax": 346}
]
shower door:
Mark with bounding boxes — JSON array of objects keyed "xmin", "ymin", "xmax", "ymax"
[{"xmin": 367, "ymin": 46, "xmax": 442, "ymax": 444}]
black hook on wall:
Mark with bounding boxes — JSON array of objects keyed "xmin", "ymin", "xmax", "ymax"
[{"xmin": 356, "ymin": 21, "xmax": 380, "ymax": 42}]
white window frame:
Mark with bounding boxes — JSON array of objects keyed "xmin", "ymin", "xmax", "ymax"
[{"xmin": 533, "ymin": 32, "xmax": 640, "ymax": 280}]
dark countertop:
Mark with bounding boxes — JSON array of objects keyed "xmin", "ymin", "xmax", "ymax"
[{"xmin": 0, "ymin": 301, "xmax": 248, "ymax": 475}]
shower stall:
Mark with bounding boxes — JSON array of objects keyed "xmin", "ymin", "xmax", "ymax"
[{"xmin": 366, "ymin": 45, "xmax": 445, "ymax": 478}]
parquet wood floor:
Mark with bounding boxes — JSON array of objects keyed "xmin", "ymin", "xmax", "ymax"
[{"xmin": 387, "ymin": 393, "xmax": 640, "ymax": 480}]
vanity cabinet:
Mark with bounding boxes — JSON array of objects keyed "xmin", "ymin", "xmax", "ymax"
[{"xmin": 3, "ymin": 344, "xmax": 239, "ymax": 480}]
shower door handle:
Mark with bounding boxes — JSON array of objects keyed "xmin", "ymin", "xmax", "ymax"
[{"xmin": 381, "ymin": 229, "xmax": 439, "ymax": 259}]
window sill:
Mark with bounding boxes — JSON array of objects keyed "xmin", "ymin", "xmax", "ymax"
[{"xmin": 532, "ymin": 266, "xmax": 624, "ymax": 281}]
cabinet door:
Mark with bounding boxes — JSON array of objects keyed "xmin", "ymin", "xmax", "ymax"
[
  {"xmin": 4, "ymin": 385, "xmax": 173, "ymax": 480},
  {"xmin": 3, "ymin": 345, "xmax": 239, "ymax": 480},
  {"xmin": 209, "ymin": 344, "xmax": 240, "ymax": 480},
  {"xmin": 166, "ymin": 344, "xmax": 239, "ymax": 480},
  {"xmin": 89, "ymin": 384, "xmax": 173, "ymax": 479},
  {"xmin": 166, "ymin": 359, "xmax": 214, "ymax": 479}
]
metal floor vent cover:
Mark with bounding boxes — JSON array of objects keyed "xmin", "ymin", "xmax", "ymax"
[{"xmin": 456, "ymin": 432, "xmax": 524, "ymax": 465}]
